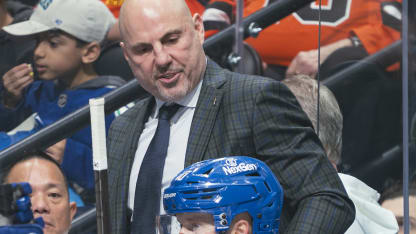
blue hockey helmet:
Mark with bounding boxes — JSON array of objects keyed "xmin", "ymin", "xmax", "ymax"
[{"xmin": 163, "ymin": 156, "xmax": 283, "ymax": 233}]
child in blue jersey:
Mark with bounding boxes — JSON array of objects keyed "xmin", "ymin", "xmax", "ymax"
[{"xmin": 0, "ymin": 0, "xmax": 123, "ymax": 200}]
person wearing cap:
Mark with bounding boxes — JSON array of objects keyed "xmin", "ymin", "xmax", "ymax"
[
  {"xmin": 0, "ymin": 0, "xmax": 125, "ymax": 202},
  {"xmin": 161, "ymin": 156, "xmax": 284, "ymax": 234}
]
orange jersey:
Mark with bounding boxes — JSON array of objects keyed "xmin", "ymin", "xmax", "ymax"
[
  {"xmin": 186, "ymin": 0, "xmax": 207, "ymax": 16},
  {"xmin": 101, "ymin": 0, "xmax": 124, "ymax": 18},
  {"xmin": 205, "ymin": 0, "xmax": 401, "ymax": 66}
]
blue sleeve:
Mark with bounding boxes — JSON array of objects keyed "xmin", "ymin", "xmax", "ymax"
[
  {"xmin": 0, "ymin": 224, "xmax": 43, "ymax": 234},
  {"xmin": 61, "ymin": 138, "xmax": 94, "ymax": 191},
  {"xmin": 0, "ymin": 82, "xmax": 43, "ymax": 132},
  {"xmin": 0, "ymin": 130, "xmax": 36, "ymax": 151},
  {"xmin": 61, "ymin": 112, "xmax": 116, "ymax": 192},
  {"xmin": 0, "ymin": 99, "xmax": 32, "ymax": 132}
]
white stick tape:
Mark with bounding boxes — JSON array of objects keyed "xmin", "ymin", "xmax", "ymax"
[{"xmin": 90, "ymin": 98, "xmax": 108, "ymax": 171}]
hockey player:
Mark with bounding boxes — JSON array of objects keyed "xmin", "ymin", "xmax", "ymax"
[{"xmin": 162, "ymin": 156, "xmax": 283, "ymax": 234}]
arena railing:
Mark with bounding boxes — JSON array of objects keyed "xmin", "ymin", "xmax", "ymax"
[{"xmin": 323, "ymin": 40, "xmax": 402, "ymax": 90}]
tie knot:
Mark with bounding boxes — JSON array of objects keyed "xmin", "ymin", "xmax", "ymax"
[{"xmin": 158, "ymin": 104, "xmax": 181, "ymax": 121}]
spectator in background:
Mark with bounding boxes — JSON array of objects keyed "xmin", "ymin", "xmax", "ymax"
[
  {"xmin": 185, "ymin": 0, "xmax": 208, "ymax": 16},
  {"xmin": 283, "ymin": 75, "xmax": 399, "ymax": 234},
  {"xmin": 2, "ymin": 151, "xmax": 77, "ymax": 234},
  {"xmin": 380, "ymin": 179, "xmax": 416, "ymax": 234},
  {"xmin": 203, "ymin": 0, "xmax": 401, "ymax": 79},
  {"xmin": 0, "ymin": 0, "xmax": 35, "ymax": 86},
  {"xmin": 0, "ymin": 0, "xmax": 124, "ymax": 202}
]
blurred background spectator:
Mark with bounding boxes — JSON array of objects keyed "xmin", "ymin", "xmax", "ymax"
[
  {"xmin": 0, "ymin": 0, "xmax": 124, "ymax": 207},
  {"xmin": 284, "ymin": 75, "xmax": 399, "ymax": 234},
  {"xmin": 203, "ymin": 0, "xmax": 401, "ymax": 79},
  {"xmin": 380, "ymin": 178, "xmax": 416, "ymax": 234}
]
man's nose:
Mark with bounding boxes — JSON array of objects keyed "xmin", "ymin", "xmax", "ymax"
[
  {"xmin": 154, "ymin": 44, "xmax": 172, "ymax": 68},
  {"xmin": 31, "ymin": 194, "xmax": 50, "ymax": 215}
]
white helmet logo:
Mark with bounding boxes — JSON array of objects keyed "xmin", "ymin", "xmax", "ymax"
[{"xmin": 225, "ymin": 158, "xmax": 237, "ymax": 167}]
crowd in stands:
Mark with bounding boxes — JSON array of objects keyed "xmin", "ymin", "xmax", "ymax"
[
  {"xmin": 0, "ymin": 0, "xmax": 413, "ymax": 233},
  {"xmin": 0, "ymin": 0, "xmax": 125, "ymax": 207}
]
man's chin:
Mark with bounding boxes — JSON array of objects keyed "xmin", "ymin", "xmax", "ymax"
[{"xmin": 157, "ymin": 89, "xmax": 188, "ymax": 102}]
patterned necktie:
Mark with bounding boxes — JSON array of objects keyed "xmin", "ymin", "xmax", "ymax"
[{"xmin": 131, "ymin": 103, "xmax": 181, "ymax": 234}]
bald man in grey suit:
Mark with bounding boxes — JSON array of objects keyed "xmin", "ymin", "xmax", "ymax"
[{"xmin": 107, "ymin": 0, "xmax": 355, "ymax": 233}]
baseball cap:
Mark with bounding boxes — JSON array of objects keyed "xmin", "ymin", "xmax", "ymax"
[{"xmin": 3, "ymin": 0, "xmax": 116, "ymax": 43}]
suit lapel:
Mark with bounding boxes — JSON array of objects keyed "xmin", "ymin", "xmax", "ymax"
[
  {"xmin": 117, "ymin": 97, "xmax": 154, "ymax": 232},
  {"xmin": 185, "ymin": 59, "xmax": 226, "ymax": 166},
  {"xmin": 124, "ymin": 98, "xmax": 155, "ymax": 170}
]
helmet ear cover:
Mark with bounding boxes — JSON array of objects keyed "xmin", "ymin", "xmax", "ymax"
[{"xmin": 163, "ymin": 156, "xmax": 284, "ymax": 233}]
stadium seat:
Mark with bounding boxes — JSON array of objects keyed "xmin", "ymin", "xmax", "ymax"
[
  {"xmin": 237, "ymin": 42, "xmax": 264, "ymax": 76},
  {"xmin": 94, "ymin": 41, "xmax": 135, "ymax": 82}
]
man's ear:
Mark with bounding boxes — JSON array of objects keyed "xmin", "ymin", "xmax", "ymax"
[
  {"xmin": 120, "ymin": 41, "xmax": 130, "ymax": 62},
  {"xmin": 193, "ymin": 13, "xmax": 205, "ymax": 45},
  {"xmin": 230, "ymin": 219, "xmax": 251, "ymax": 234},
  {"xmin": 81, "ymin": 41, "xmax": 101, "ymax": 64},
  {"xmin": 69, "ymin": 201, "xmax": 77, "ymax": 221}
]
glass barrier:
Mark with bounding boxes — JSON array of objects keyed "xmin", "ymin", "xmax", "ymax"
[{"xmin": 405, "ymin": 1, "xmax": 416, "ymax": 233}]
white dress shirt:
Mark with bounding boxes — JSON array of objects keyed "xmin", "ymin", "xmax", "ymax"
[{"xmin": 128, "ymin": 80, "xmax": 203, "ymax": 216}]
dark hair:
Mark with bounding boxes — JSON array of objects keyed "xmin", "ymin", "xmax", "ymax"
[
  {"xmin": 379, "ymin": 178, "xmax": 416, "ymax": 204},
  {"xmin": 0, "ymin": 0, "xmax": 6, "ymax": 10},
  {"xmin": 1, "ymin": 150, "xmax": 69, "ymax": 196},
  {"xmin": 57, "ymin": 30, "xmax": 89, "ymax": 48},
  {"xmin": 37, "ymin": 29, "xmax": 89, "ymax": 48}
]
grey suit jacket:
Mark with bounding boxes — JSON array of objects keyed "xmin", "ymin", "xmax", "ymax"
[{"xmin": 107, "ymin": 59, "xmax": 355, "ymax": 233}]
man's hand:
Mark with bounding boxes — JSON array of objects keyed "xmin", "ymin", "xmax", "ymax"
[
  {"xmin": 45, "ymin": 139, "xmax": 67, "ymax": 164},
  {"xmin": 285, "ymin": 38, "xmax": 353, "ymax": 78},
  {"xmin": 2, "ymin": 64, "xmax": 34, "ymax": 108}
]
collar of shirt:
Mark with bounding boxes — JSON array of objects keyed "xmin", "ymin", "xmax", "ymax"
[{"xmin": 153, "ymin": 79, "xmax": 203, "ymax": 120}]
